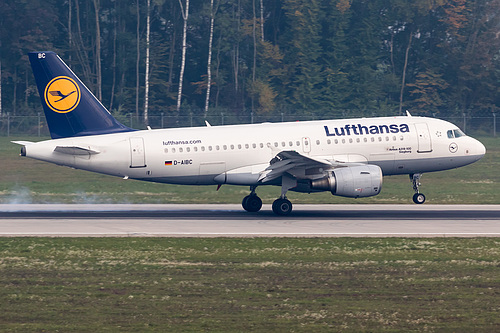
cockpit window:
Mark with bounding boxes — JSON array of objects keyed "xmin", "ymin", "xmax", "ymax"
[
  {"xmin": 454, "ymin": 129, "xmax": 465, "ymax": 138},
  {"xmin": 447, "ymin": 129, "xmax": 466, "ymax": 139}
]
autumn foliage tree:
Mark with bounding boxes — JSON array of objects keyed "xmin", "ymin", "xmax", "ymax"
[{"xmin": 0, "ymin": 0, "xmax": 498, "ymax": 125}]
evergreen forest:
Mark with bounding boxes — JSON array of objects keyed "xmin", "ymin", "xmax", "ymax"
[{"xmin": 0, "ymin": 0, "xmax": 499, "ymax": 126}]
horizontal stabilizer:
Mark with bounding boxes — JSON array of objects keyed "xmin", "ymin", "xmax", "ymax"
[
  {"xmin": 54, "ymin": 146, "xmax": 100, "ymax": 155},
  {"xmin": 11, "ymin": 141, "xmax": 35, "ymax": 146}
]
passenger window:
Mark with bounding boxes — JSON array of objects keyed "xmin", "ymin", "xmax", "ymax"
[
  {"xmin": 335, "ymin": 139, "xmax": 338, "ymax": 144},
  {"xmin": 201, "ymin": 146, "xmax": 205, "ymax": 152},
  {"xmin": 296, "ymin": 141, "xmax": 300, "ymax": 146},
  {"xmin": 230, "ymin": 144, "xmax": 234, "ymax": 150},
  {"xmin": 179, "ymin": 147, "xmax": 183, "ymax": 153},
  {"xmin": 238, "ymin": 144, "xmax": 242, "ymax": 149},
  {"xmin": 253, "ymin": 143, "xmax": 257, "ymax": 148},
  {"xmin": 194, "ymin": 147, "xmax": 198, "ymax": 152},
  {"xmin": 223, "ymin": 145, "xmax": 227, "ymax": 150},
  {"xmin": 164, "ymin": 148, "xmax": 168, "ymax": 153},
  {"xmin": 327, "ymin": 139, "xmax": 331, "ymax": 144},
  {"xmin": 172, "ymin": 148, "xmax": 176, "ymax": 153},
  {"xmin": 245, "ymin": 144, "xmax": 250, "ymax": 149},
  {"xmin": 316, "ymin": 140, "xmax": 320, "ymax": 145},
  {"xmin": 186, "ymin": 147, "xmax": 190, "ymax": 152},
  {"xmin": 208, "ymin": 146, "xmax": 212, "ymax": 151}
]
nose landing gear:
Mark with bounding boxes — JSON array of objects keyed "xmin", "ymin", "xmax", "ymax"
[{"xmin": 410, "ymin": 173, "xmax": 426, "ymax": 204}]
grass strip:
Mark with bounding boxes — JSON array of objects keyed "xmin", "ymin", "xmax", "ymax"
[{"xmin": 0, "ymin": 237, "xmax": 499, "ymax": 332}]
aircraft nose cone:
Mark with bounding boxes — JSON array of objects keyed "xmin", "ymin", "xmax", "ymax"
[{"xmin": 474, "ymin": 139, "xmax": 486, "ymax": 160}]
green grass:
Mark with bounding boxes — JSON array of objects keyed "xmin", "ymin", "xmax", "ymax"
[
  {"xmin": 0, "ymin": 238, "xmax": 499, "ymax": 332},
  {"xmin": 1, "ymin": 136, "xmax": 499, "ymax": 204}
]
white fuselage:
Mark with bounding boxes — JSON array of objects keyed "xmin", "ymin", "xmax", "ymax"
[{"xmin": 21, "ymin": 116, "xmax": 485, "ymax": 190}]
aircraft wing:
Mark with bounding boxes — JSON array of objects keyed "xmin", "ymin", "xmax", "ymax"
[
  {"xmin": 258, "ymin": 151, "xmax": 335, "ymax": 183},
  {"xmin": 258, "ymin": 150, "xmax": 369, "ymax": 183}
]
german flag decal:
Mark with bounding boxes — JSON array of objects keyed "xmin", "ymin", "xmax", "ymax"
[{"xmin": 165, "ymin": 161, "xmax": 173, "ymax": 166}]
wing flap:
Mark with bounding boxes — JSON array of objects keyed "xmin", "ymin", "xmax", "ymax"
[{"xmin": 259, "ymin": 150, "xmax": 334, "ymax": 183}]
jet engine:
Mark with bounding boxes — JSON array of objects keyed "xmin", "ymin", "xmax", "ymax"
[{"xmin": 310, "ymin": 164, "xmax": 382, "ymax": 198}]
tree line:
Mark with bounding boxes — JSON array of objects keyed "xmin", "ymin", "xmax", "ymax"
[{"xmin": 0, "ymin": 0, "xmax": 499, "ymax": 125}]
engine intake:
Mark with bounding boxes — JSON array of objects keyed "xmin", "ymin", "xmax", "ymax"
[{"xmin": 310, "ymin": 165, "xmax": 382, "ymax": 198}]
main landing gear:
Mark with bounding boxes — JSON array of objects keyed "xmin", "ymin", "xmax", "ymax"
[
  {"xmin": 241, "ymin": 190, "xmax": 293, "ymax": 215},
  {"xmin": 241, "ymin": 190, "xmax": 293, "ymax": 216},
  {"xmin": 242, "ymin": 175, "xmax": 297, "ymax": 215},
  {"xmin": 272, "ymin": 197, "xmax": 293, "ymax": 216},
  {"xmin": 242, "ymin": 186, "xmax": 263, "ymax": 213},
  {"xmin": 410, "ymin": 173, "xmax": 426, "ymax": 204}
]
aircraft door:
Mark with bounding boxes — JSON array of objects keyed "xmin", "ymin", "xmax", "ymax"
[
  {"xmin": 302, "ymin": 137, "xmax": 311, "ymax": 154},
  {"xmin": 129, "ymin": 137, "xmax": 146, "ymax": 168},
  {"xmin": 415, "ymin": 123, "xmax": 433, "ymax": 153}
]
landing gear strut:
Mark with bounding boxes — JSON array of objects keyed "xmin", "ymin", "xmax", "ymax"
[
  {"xmin": 242, "ymin": 186, "xmax": 262, "ymax": 212},
  {"xmin": 271, "ymin": 174, "xmax": 296, "ymax": 216},
  {"xmin": 242, "ymin": 174, "xmax": 297, "ymax": 215},
  {"xmin": 410, "ymin": 173, "xmax": 426, "ymax": 204}
]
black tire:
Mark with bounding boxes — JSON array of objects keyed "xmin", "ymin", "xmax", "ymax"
[
  {"xmin": 242, "ymin": 195, "xmax": 262, "ymax": 212},
  {"xmin": 242, "ymin": 195, "xmax": 250, "ymax": 211},
  {"xmin": 272, "ymin": 198, "xmax": 293, "ymax": 216},
  {"xmin": 412, "ymin": 193, "xmax": 426, "ymax": 204},
  {"xmin": 245, "ymin": 195, "xmax": 262, "ymax": 212}
]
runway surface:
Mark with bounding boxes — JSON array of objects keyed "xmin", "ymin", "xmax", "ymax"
[{"xmin": 1, "ymin": 204, "xmax": 499, "ymax": 237}]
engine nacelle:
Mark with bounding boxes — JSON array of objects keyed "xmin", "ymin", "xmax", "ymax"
[{"xmin": 310, "ymin": 165, "xmax": 383, "ymax": 198}]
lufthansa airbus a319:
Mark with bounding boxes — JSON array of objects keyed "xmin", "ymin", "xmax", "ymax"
[{"xmin": 13, "ymin": 52, "xmax": 486, "ymax": 215}]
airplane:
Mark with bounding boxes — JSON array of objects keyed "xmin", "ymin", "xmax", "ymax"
[{"xmin": 13, "ymin": 51, "xmax": 486, "ymax": 215}]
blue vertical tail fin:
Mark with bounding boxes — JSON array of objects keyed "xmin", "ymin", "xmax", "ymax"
[{"xmin": 29, "ymin": 51, "xmax": 133, "ymax": 139}]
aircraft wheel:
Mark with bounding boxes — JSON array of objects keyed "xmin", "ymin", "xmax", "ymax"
[
  {"xmin": 242, "ymin": 195, "xmax": 262, "ymax": 212},
  {"xmin": 412, "ymin": 193, "xmax": 426, "ymax": 204},
  {"xmin": 242, "ymin": 195, "xmax": 250, "ymax": 211},
  {"xmin": 272, "ymin": 198, "xmax": 293, "ymax": 216}
]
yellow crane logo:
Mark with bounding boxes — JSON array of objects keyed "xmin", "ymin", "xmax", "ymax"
[{"xmin": 44, "ymin": 76, "xmax": 81, "ymax": 113}]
